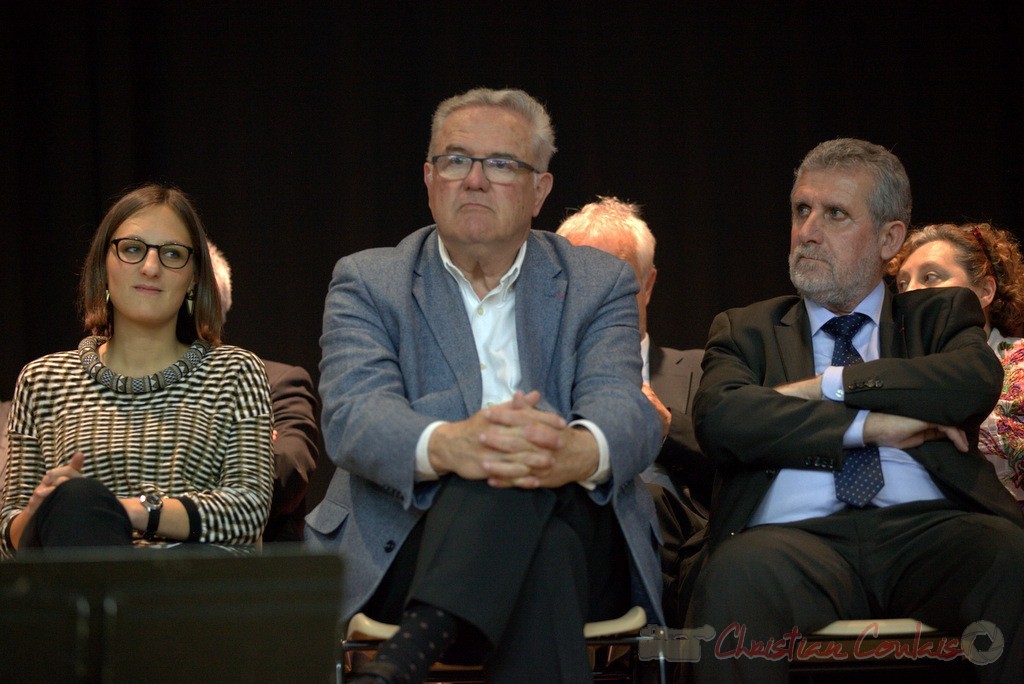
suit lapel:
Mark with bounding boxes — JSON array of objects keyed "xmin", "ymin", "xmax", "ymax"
[
  {"xmin": 515, "ymin": 233, "xmax": 566, "ymax": 391},
  {"xmin": 776, "ymin": 300, "xmax": 816, "ymax": 381},
  {"xmin": 412, "ymin": 232, "xmax": 482, "ymax": 415}
]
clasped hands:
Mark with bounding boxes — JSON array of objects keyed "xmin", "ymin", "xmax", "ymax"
[{"xmin": 428, "ymin": 390, "xmax": 598, "ymax": 489}]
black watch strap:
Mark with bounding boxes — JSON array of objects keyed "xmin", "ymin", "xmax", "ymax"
[
  {"xmin": 144, "ymin": 505, "xmax": 161, "ymax": 540},
  {"xmin": 140, "ymin": 488, "xmax": 164, "ymax": 541}
]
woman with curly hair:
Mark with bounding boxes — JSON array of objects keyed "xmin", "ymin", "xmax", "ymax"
[{"xmin": 892, "ymin": 222, "xmax": 1024, "ymax": 510}]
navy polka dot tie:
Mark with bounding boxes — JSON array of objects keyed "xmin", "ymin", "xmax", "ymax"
[{"xmin": 822, "ymin": 313, "xmax": 884, "ymax": 507}]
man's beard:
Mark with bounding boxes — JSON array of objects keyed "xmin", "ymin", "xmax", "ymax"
[{"xmin": 788, "ymin": 245, "xmax": 880, "ymax": 312}]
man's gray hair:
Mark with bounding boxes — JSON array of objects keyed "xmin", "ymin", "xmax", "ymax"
[
  {"xmin": 556, "ymin": 196, "xmax": 655, "ymax": 279},
  {"xmin": 429, "ymin": 88, "xmax": 557, "ymax": 170},
  {"xmin": 794, "ymin": 138, "xmax": 912, "ymax": 228},
  {"xmin": 206, "ymin": 241, "xmax": 232, "ymax": 318}
]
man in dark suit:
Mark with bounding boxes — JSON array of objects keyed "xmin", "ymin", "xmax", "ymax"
[
  {"xmin": 207, "ymin": 243, "xmax": 320, "ymax": 542},
  {"xmin": 690, "ymin": 138, "xmax": 1024, "ymax": 682},
  {"xmin": 306, "ymin": 89, "xmax": 662, "ymax": 683},
  {"xmin": 556, "ymin": 197, "xmax": 711, "ymax": 625}
]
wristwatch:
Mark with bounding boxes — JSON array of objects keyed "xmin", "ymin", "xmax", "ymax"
[{"xmin": 139, "ymin": 486, "xmax": 164, "ymax": 540}]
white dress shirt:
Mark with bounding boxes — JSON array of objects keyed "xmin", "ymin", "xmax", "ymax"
[{"xmin": 413, "ymin": 239, "xmax": 611, "ymax": 487}]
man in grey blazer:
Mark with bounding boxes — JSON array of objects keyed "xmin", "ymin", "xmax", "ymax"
[
  {"xmin": 689, "ymin": 138, "xmax": 1024, "ymax": 682},
  {"xmin": 307, "ymin": 89, "xmax": 663, "ymax": 683}
]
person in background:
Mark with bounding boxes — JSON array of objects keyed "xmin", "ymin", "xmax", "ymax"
[
  {"xmin": 0, "ymin": 184, "xmax": 273, "ymax": 555},
  {"xmin": 207, "ymin": 241, "xmax": 320, "ymax": 541},
  {"xmin": 892, "ymin": 222, "xmax": 1024, "ymax": 510},
  {"xmin": 556, "ymin": 196, "xmax": 710, "ymax": 625}
]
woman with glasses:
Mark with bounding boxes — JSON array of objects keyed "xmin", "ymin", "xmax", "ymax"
[
  {"xmin": 0, "ymin": 184, "xmax": 274, "ymax": 555},
  {"xmin": 891, "ymin": 222, "xmax": 1024, "ymax": 511}
]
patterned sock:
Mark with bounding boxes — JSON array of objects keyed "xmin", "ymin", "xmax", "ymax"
[{"xmin": 373, "ymin": 603, "xmax": 459, "ymax": 684}]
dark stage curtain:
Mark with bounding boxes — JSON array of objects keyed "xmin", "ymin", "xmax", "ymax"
[{"xmin": 2, "ymin": 2, "xmax": 1022, "ymax": 400}]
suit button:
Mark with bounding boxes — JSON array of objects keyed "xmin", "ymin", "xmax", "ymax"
[{"xmin": 384, "ymin": 540, "xmax": 396, "ymax": 553}]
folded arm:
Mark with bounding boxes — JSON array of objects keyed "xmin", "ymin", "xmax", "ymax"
[{"xmin": 695, "ymin": 289, "xmax": 1001, "ymax": 471}]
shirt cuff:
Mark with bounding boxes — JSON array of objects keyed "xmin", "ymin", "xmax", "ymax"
[
  {"xmin": 415, "ymin": 421, "xmax": 445, "ymax": 482},
  {"xmin": 843, "ymin": 410, "xmax": 869, "ymax": 448},
  {"xmin": 569, "ymin": 419, "xmax": 610, "ymax": 490},
  {"xmin": 176, "ymin": 496, "xmax": 202, "ymax": 543},
  {"xmin": 821, "ymin": 366, "xmax": 846, "ymax": 401}
]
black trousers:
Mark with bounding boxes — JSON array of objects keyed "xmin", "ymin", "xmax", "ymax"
[
  {"xmin": 647, "ymin": 482, "xmax": 708, "ymax": 627},
  {"xmin": 363, "ymin": 476, "xmax": 631, "ymax": 683},
  {"xmin": 689, "ymin": 500, "xmax": 1024, "ymax": 683},
  {"xmin": 20, "ymin": 477, "xmax": 134, "ymax": 549}
]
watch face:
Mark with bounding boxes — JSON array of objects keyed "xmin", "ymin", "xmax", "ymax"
[{"xmin": 141, "ymin": 492, "xmax": 163, "ymax": 511}]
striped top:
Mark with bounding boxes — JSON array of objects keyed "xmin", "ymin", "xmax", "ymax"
[{"xmin": 0, "ymin": 337, "xmax": 274, "ymax": 556}]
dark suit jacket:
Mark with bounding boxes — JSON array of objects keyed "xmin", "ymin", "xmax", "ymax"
[
  {"xmin": 694, "ymin": 286, "xmax": 1023, "ymax": 551},
  {"xmin": 649, "ymin": 345, "xmax": 714, "ymax": 509},
  {"xmin": 262, "ymin": 360, "xmax": 320, "ymax": 543}
]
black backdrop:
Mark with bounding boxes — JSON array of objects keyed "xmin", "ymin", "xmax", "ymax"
[{"xmin": 2, "ymin": 2, "xmax": 1022, "ymax": 400}]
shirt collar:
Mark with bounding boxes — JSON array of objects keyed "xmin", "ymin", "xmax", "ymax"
[
  {"xmin": 437, "ymin": 237, "xmax": 527, "ymax": 301},
  {"xmin": 805, "ymin": 280, "xmax": 886, "ymax": 336}
]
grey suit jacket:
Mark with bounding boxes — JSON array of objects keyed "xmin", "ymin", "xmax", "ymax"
[
  {"xmin": 306, "ymin": 227, "xmax": 664, "ymax": 622},
  {"xmin": 694, "ymin": 286, "xmax": 1022, "ymax": 550}
]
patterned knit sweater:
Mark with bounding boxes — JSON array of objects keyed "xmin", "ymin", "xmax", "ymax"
[{"xmin": 0, "ymin": 337, "xmax": 274, "ymax": 556}]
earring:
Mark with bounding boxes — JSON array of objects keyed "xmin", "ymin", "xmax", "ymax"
[
  {"xmin": 186, "ymin": 289, "xmax": 195, "ymax": 316},
  {"xmin": 105, "ymin": 289, "xmax": 110, "ymax": 303}
]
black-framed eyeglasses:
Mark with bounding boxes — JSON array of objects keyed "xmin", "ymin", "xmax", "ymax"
[
  {"xmin": 110, "ymin": 238, "xmax": 195, "ymax": 269},
  {"xmin": 430, "ymin": 154, "xmax": 539, "ymax": 183}
]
